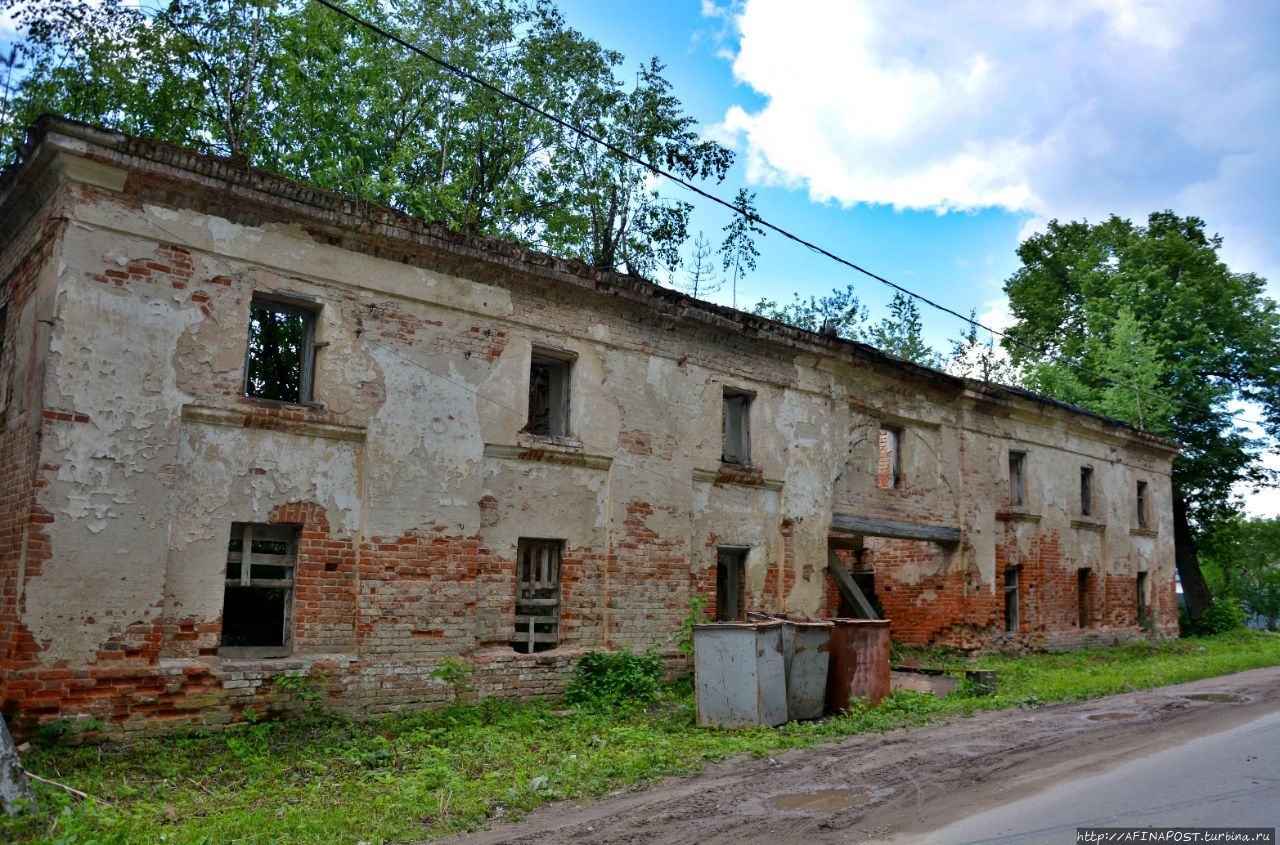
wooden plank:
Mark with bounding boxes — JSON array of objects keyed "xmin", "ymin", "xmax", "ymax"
[
  {"xmin": 226, "ymin": 579, "xmax": 294, "ymax": 589},
  {"xmin": 227, "ymin": 552, "xmax": 295, "ymax": 568},
  {"xmin": 513, "ymin": 615, "xmax": 562, "ymax": 626},
  {"xmin": 241, "ymin": 524, "xmax": 253, "ymax": 587},
  {"xmin": 827, "ymin": 549, "xmax": 878, "ymax": 619},
  {"xmin": 515, "ymin": 597, "xmax": 561, "ymax": 608},
  {"xmin": 831, "ymin": 513, "xmax": 961, "ymax": 544},
  {"xmin": 510, "ymin": 629, "xmax": 560, "ymax": 644}
]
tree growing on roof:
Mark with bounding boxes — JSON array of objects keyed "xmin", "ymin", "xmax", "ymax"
[
  {"xmin": 1002, "ymin": 211, "xmax": 1280, "ymax": 619},
  {"xmin": 720, "ymin": 188, "xmax": 764, "ymax": 310}
]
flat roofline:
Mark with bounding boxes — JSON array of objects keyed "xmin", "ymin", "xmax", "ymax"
[{"xmin": 0, "ymin": 115, "xmax": 1179, "ymax": 454}]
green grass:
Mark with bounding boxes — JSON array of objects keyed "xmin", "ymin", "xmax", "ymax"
[{"xmin": 4, "ymin": 630, "xmax": 1278, "ymax": 844}]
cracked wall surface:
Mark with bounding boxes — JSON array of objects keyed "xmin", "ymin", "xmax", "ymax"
[{"xmin": 0, "ymin": 121, "xmax": 1179, "ymax": 735}]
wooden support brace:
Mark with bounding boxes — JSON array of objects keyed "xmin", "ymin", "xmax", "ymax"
[{"xmin": 827, "ymin": 549, "xmax": 878, "ymax": 620}]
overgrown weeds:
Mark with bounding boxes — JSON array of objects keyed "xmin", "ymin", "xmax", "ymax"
[{"xmin": 3, "ymin": 630, "xmax": 1277, "ymax": 844}]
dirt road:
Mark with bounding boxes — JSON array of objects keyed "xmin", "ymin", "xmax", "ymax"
[{"xmin": 432, "ymin": 666, "xmax": 1280, "ymax": 845}]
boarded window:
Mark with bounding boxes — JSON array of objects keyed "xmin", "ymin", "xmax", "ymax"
[
  {"xmin": 245, "ymin": 297, "xmax": 316, "ymax": 404},
  {"xmin": 1003, "ymin": 567, "xmax": 1020, "ymax": 633},
  {"xmin": 512, "ymin": 539, "xmax": 562, "ymax": 653},
  {"xmin": 1137, "ymin": 571, "xmax": 1149, "ymax": 627},
  {"xmin": 722, "ymin": 389, "xmax": 752, "ymax": 465},
  {"xmin": 715, "ymin": 547, "xmax": 748, "ymax": 621},
  {"xmin": 1080, "ymin": 467, "xmax": 1094, "ymax": 517},
  {"xmin": 1078, "ymin": 568, "xmax": 1092, "ymax": 627},
  {"xmin": 1136, "ymin": 481, "xmax": 1148, "ymax": 528},
  {"xmin": 222, "ymin": 523, "xmax": 297, "ymax": 658},
  {"xmin": 1008, "ymin": 451, "xmax": 1026, "ymax": 507},
  {"xmin": 877, "ymin": 425, "xmax": 902, "ymax": 489},
  {"xmin": 528, "ymin": 351, "xmax": 571, "ymax": 436}
]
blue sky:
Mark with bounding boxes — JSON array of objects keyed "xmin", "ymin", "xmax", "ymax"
[{"xmin": 558, "ymin": 0, "xmax": 1028, "ymax": 345}]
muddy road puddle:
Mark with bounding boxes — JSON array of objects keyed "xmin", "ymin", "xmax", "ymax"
[{"xmin": 767, "ymin": 787, "xmax": 869, "ymax": 813}]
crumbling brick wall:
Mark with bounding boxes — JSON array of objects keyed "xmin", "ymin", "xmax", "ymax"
[{"xmin": 0, "ymin": 122, "xmax": 1180, "ymax": 736}]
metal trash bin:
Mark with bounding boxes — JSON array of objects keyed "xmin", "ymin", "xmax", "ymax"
[
  {"xmin": 693, "ymin": 620, "xmax": 788, "ymax": 728},
  {"xmin": 783, "ymin": 618, "xmax": 834, "ymax": 720},
  {"xmin": 826, "ymin": 618, "xmax": 892, "ymax": 711},
  {"xmin": 750, "ymin": 612, "xmax": 834, "ymax": 721}
]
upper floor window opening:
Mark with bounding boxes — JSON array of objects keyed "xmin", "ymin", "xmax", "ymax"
[
  {"xmin": 1080, "ymin": 466, "xmax": 1094, "ymax": 517},
  {"xmin": 722, "ymin": 388, "xmax": 753, "ymax": 466},
  {"xmin": 245, "ymin": 295, "xmax": 317, "ymax": 404},
  {"xmin": 528, "ymin": 348, "xmax": 573, "ymax": 437},
  {"xmin": 877, "ymin": 424, "xmax": 902, "ymax": 489},
  {"xmin": 1008, "ymin": 450, "xmax": 1027, "ymax": 507},
  {"xmin": 1136, "ymin": 480, "xmax": 1149, "ymax": 528}
]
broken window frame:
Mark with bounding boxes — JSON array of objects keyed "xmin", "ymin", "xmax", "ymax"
[
  {"xmin": 1136, "ymin": 480, "xmax": 1148, "ymax": 529},
  {"xmin": 512, "ymin": 538, "xmax": 563, "ymax": 653},
  {"xmin": 527, "ymin": 347, "xmax": 574, "ymax": 438},
  {"xmin": 1008, "ymin": 451, "xmax": 1027, "ymax": 507},
  {"xmin": 877, "ymin": 424, "xmax": 903, "ymax": 489},
  {"xmin": 1136, "ymin": 571, "xmax": 1149, "ymax": 627},
  {"xmin": 221, "ymin": 522, "xmax": 298, "ymax": 659},
  {"xmin": 715, "ymin": 546, "xmax": 749, "ymax": 621},
  {"xmin": 244, "ymin": 293, "xmax": 319, "ymax": 405},
  {"xmin": 721, "ymin": 388, "xmax": 753, "ymax": 466},
  {"xmin": 1003, "ymin": 566, "xmax": 1020, "ymax": 633},
  {"xmin": 1080, "ymin": 466, "xmax": 1094, "ymax": 517}
]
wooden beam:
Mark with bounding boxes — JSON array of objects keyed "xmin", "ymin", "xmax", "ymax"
[
  {"xmin": 827, "ymin": 549, "xmax": 878, "ymax": 619},
  {"xmin": 831, "ymin": 513, "xmax": 961, "ymax": 544}
]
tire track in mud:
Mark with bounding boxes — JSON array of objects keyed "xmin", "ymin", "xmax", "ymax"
[{"xmin": 430, "ymin": 666, "xmax": 1280, "ymax": 845}]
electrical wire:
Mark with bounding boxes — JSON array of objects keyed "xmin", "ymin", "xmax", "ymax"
[{"xmin": 309, "ymin": 0, "xmax": 1212, "ymax": 422}]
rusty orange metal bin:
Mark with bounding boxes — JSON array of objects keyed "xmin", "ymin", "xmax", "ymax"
[{"xmin": 825, "ymin": 618, "xmax": 892, "ymax": 711}]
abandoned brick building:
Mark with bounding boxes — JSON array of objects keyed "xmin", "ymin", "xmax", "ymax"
[{"xmin": 0, "ymin": 119, "xmax": 1179, "ymax": 734}]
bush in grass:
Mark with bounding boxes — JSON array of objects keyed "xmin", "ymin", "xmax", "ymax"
[
  {"xmin": 1180, "ymin": 595, "xmax": 1246, "ymax": 636},
  {"xmin": 564, "ymin": 649, "xmax": 665, "ymax": 709}
]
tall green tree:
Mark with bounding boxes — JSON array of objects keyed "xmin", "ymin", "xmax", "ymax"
[
  {"xmin": 720, "ymin": 188, "xmax": 763, "ymax": 310},
  {"xmin": 867, "ymin": 292, "xmax": 942, "ymax": 368},
  {"xmin": 1, "ymin": 0, "xmax": 732, "ymax": 277},
  {"xmin": 1200, "ymin": 515, "xmax": 1280, "ymax": 630},
  {"xmin": 1003, "ymin": 212, "xmax": 1280, "ymax": 617},
  {"xmin": 749, "ymin": 284, "xmax": 868, "ymax": 339}
]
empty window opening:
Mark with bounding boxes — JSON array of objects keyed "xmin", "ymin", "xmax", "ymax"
[
  {"xmin": 1008, "ymin": 451, "xmax": 1026, "ymax": 507},
  {"xmin": 222, "ymin": 523, "xmax": 297, "ymax": 658},
  {"xmin": 1078, "ymin": 568, "xmax": 1092, "ymax": 627},
  {"xmin": 512, "ymin": 539, "xmax": 562, "ymax": 653},
  {"xmin": 1136, "ymin": 571, "xmax": 1149, "ymax": 627},
  {"xmin": 722, "ymin": 389, "xmax": 752, "ymax": 466},
  {"xmin": 528, "ymin": 351, "xmax": 572, "ymax": 437},
  {"xmin": 1080, "ymin": 467, "xmax": 1094, "ymax": 517},
  {"xmin": 877, "ymin": 425, "xmax": 902, "ymax": 489},
  {"xmin": 1136, "ymin": 481, "xmax": 1148, "ymax": 528},
  {"xmin": 245, "ymin": 297, "xmax": 316, "ymax": 404},
  {"xmin": 715, "ymin": 547, "xmax": 748, "ymax": 621},
  {"xmin": 1003, "ymin": 567, "xmax": 1020, "ymax": 633}
]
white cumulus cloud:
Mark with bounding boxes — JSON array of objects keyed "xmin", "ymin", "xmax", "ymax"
[{"xmin": 711, "ymin": 0, "xmax": 1280, "ymax": 286}]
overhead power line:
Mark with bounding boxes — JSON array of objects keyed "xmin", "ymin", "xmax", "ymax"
[{"xmin": 309, "ymin": 0, "xmax": 1195, "ymax": 420}]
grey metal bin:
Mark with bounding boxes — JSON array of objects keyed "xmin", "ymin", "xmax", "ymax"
[
  {"xmin": 747, "ymin": 612, "xmax": 833, "ymax": 721},
  {"xmin": 692, "ymin": 620, "xmax": 788, "ymax": 728},
  {"xmin": 781, "ymin": 618, "xmax": 834, "ymax": 720}
]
